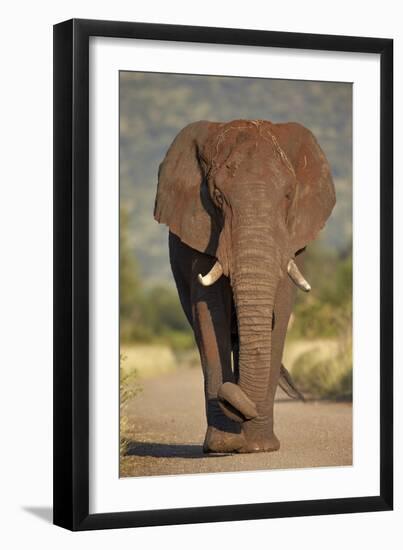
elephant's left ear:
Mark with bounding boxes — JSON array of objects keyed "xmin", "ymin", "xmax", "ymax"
[
  {"xmin": 154, "ymin": 121, "xmax": 221, "ymax": 256},
  {"xmin": 272, "ymin": 122, "xmax": 336, "ymax": 254}
]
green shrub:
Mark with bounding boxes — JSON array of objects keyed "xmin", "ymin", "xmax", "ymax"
[
  {"xmin": 120, "ymin": 212, "xmax": 193, "ymax": 347},
  {"xmin": 291, "ymin": 337, "xmax": 352, "ymax": 400},
  {"xmin": 289, "ymin": 244, "xmax": 352, "ymax": 340},
  {"xmin": 158, "ymin": 329, "xmax": 195, "ymax": 351},
  {"xmin": 120, "ymin": 354, "xmax": 142, "ymax": 456}
]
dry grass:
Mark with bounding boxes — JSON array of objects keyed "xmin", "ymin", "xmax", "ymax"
[
  {"xmin": 119, "ymin": 346, "xmax": 199, "ymax": 459},
  {"xmin": 120, "ymin": 354, "xmax": 142, "ymax": 457},
  {"xmin": 285, "ymin": 336, "xmax": 352, "ymax": 400},
  {"xmin": 283, "ymin": 339, "xmax": 339, "ymax": 371},
  {"xmin": 120, "ymin": 344, "xmax": 199, "ymax": 379},
  {"xmin": 120, "ymin": 344, "xmax": 177, "ymax": 379}
]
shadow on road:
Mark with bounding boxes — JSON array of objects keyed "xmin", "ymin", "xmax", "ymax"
[{"xmin": 126, "ymin": 441, "xmax": 230, "ymax": 459}]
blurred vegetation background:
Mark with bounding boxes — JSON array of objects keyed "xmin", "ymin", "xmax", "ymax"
[{"xmin": 119, "ymin": 72, "xmax": 352, "ymax": 400}]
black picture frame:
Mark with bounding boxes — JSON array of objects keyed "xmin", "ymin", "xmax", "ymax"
[{"xmin": 53, "ymin": 18, "xmax": 393, "ymax": 531}]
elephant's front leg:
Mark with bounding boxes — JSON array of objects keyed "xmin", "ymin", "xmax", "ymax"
[{"xmin": 191, "ymin": 255, "xmax": 245, "ymax": 453}]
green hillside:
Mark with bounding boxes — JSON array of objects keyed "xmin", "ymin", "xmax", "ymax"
[{"xmin": 120, "ymin": 72, "xmax": 352, "ymax": 285}]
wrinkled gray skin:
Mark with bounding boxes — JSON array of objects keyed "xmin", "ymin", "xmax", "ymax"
[{"xmin": 154, "ymin": 120, "xmax": 335, "ymax": 453}]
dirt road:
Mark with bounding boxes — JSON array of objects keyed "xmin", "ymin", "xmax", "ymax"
[{"xmin": 120, "ymin": 368, "xmax": 352, "ymax": 477}]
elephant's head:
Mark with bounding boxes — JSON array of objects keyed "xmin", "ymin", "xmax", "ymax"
[{"xmin": 154, "ymin": 120, "xmax": 335, "ymax": 419}]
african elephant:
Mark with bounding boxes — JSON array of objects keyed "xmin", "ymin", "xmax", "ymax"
[{"xmin": 154, "ymin": 119, "xmax": 335, "ymax": 454}]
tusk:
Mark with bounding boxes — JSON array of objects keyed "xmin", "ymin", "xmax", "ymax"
[
  {"xmin": 198, "ymin": 261, "xmax": 223, "ymax": 286},
  {"xmin": 287, "ymin": 259, "xmax": 311, "ymax": 292}
]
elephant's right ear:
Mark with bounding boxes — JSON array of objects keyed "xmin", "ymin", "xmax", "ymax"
[
  {"xmin": 154, "ymin": 121, "xmax": 219, "ymax": 256},
  {"xmin": 271, "ymin": 122, "xmax": 336, "ymax": 254}
]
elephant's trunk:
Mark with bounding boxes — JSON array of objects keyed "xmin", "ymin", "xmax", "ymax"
[{"xmin": 218, "ymin": 223, "xmax": 281, "ymax": 419}]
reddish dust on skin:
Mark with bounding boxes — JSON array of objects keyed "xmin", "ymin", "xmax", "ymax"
[{"xmin": 154, "ymin": 120, "xmax": 336, "ymax": 454}]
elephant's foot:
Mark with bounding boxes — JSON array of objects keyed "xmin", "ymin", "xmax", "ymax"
[
  {"xmin": 239, "ymin": 418, "xmax": 280, "ymax": 453},
  {"xmin": 203, "ymin": 426, "xmax": 245, "ymax": 454}
]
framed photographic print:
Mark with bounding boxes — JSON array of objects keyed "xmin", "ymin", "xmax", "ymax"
[{"xmin": 53, "ymin": 18, "xmax": 393, "ymax": 530}]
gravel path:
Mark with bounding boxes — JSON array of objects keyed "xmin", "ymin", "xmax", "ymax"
[{"xmin": 120, "ymin": 368, "xmax": 352, "ymax": 477}]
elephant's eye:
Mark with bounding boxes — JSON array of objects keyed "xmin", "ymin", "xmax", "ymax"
[
  {"xmin": 214, "ymin": 188, "xmax": 224, "ymax": 207},
  {"xmin": 285, "ymin": 186, "xmax": 295, "ymax": 203}
]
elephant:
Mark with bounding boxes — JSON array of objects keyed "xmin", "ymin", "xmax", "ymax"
[{"xmin": 154, "ymin": 119, "xmax": 336, "ymax": 454}]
